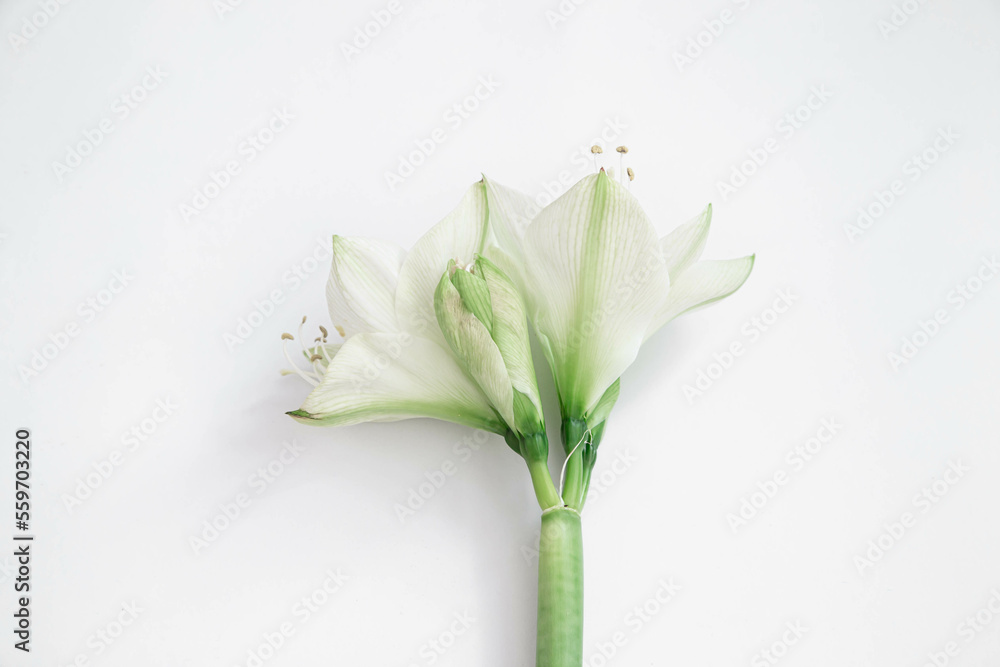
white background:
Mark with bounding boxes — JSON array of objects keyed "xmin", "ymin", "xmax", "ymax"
[{"xmin": 2, "ymin": 0, "xmax": 999, "ymax": 665}]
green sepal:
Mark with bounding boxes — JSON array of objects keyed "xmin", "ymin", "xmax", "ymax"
[
  {"xmin": 587, "ymin": 378, "xmax": 620, "ymax": 428},
  {"xmin": 503, "ymin": 429, "xmax": 522, "ymax": 455},
  {"xmin": 512, "ymin": 389, "xmax": 544, "ymax": 437},
  {"xmin": 518, "ymin": 432, "xmax": 548, "ymax": 464}
]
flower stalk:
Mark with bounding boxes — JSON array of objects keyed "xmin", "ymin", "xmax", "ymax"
[{"xmin": 536, "ymin": 507, "xmax": 584, "ymax": 667}]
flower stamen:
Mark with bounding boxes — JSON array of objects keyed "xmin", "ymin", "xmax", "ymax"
[
  {"xmin": 280, "ymin": 332, "xmax": 321, "ymax": 387},
  {"xmin": 590, "ymin": 144, "xmax": 603, "ymax": 172},
  {"xmin": 616, "ymin": 145, "xmax": 628, "ymax": 184}
]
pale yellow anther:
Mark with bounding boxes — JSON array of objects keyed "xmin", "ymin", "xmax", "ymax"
[
  {"xmin": 335, "ymin": 324, "xmax": 347, "ymax": 338},
  {"xmin": 281, "ymin": 333, "xmax": 294, "ymax": 340},
  {"xmin": 616, "ymin": 145, "xmax": 629, "ymax": 154},
  {"xmin": 309, "ymin": 354, "xmax": 322, "ymax": 362},
  {"xmin": 590, "ymin": 145, "xmax": 603, "ymax": 154},
  {"xmin": 319, "ymin": 325, "xmax": 329, "ymax": 338},
  {"xmin": 627, "ymin": 167, "xmax": 635, "ymax": 181},
  {"xmin": 301, "ymin": 315, "xmax": 307, "ymax": 324}
]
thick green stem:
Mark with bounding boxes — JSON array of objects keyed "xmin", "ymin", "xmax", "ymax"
[{"xmin": 536, "ymin": 507, "xmax": 583, "ymax": 667}]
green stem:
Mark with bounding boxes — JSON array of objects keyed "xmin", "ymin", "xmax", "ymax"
[
  {"xmin": 528, "ymin": 460, "xmax": 562, "ymax": 510},
  {"xmin": 560, "ymin": 419, "xmax": 587, "ymax": 510},
  {"xmin": 536, "ymin": 507, "xmax": 583, "ymax": 667}
]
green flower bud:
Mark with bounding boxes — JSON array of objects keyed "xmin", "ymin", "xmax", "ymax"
[{"xmin": 433, "ymin": 256, "xmax": 545, "ymax": 440}]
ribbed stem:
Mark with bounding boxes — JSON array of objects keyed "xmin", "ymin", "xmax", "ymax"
[{"xmin": 536, "ymin": 507, "xmax": 583, "ymax": 666}]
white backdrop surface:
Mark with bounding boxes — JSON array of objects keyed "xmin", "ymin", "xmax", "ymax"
[{"xmin": 2, "ymin": 0, "xmax": 999, "ymax": 665}]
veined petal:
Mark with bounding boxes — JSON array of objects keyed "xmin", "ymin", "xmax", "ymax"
[
  {"xmin": 289, "ymin": 333, "xmax": 504, "ymax": 433},
  {"xmin": 482, "ymin": 175, "xmax": 537, "ymax": 285},
  {"xmin": 661, "ymin": 204, "xmax": 712, "ymax": 280},
  {"xmin": 395, "ymin": 181, "xmax": 490, "ymax": 343},
  {"xmin": 522, "ymin": 170, "xmax": 671, "ymax": 416},
  {"xmin": 327, "ymin": 236, "xmax": 406, "ymax": 337},
  {"xmin": 434, "ymin": 273, "xmax": 516, "ymax": 430},
  {"xmin": 645, "ymin": 255, "xmax": 755, "ymax": 339}
]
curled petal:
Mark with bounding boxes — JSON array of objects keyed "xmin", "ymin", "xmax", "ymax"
[{"xmin": 645, "ymin": 256, "xmax": 755, "ymax": 340}]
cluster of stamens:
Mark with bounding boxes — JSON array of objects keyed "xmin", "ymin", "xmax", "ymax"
[
  {"xmin": 591, "ymin": 144, "xmax": 634, "ymax": 184},
  {"xmin": 280, "ymin": 316, "xmax": 342, "ymax": 386}
]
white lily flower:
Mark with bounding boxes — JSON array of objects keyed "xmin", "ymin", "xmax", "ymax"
[
  {"xmin": 484, "ymin": 170, "xmax": 754, "ymax": 426},
  {"xmin": 284, "ymin": 181, "xmax": 510, "ymax": 434}
]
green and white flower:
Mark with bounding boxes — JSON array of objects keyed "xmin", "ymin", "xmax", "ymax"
[
  {"xmin": 484, "ymin": 170, "xmax": 753, "ymax": 505},
  {"xmin": 280, "ymin": 165, "xmax": 756, "ymax": 666},
  {"xmin": 284, "ymin": 180, "xmax": 508, "ymax": 434}
]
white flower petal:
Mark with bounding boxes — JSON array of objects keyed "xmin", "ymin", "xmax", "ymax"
[
  {"xmin": 291, "ymin": 333, "xmax": 504, "ymax": 432},
  {"xmin": 645, "ymin": 256, "xmax": 755, "ymax": 339},
  {"xmin": 482, "ymin": 175, "xmax": 537, "ymax": 287},
  {"xmin": 522, "ymin": 171, "xmax": 671, "ymax": 416},
  {"xmin": 661, "ymin": 204, "xmax": 712, "ymax": 280},
  {"xmin": 395, "ymin": 182, "xmax": 490, "ymax": 343},
  {"xmin": 327, "ymin": 236, "xmax": 406, "ymax": 337}
]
